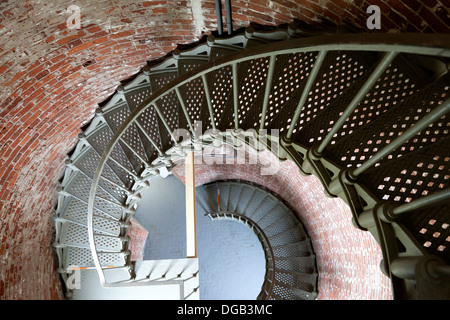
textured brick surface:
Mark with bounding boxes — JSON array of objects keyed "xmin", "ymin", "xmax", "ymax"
[
  {"xmin": 128, "ymin": 218, "xmax": 149, "ymax": 261},
  {"xmin": 0, "ymin": 0, "xmax": 447, "ymax": 299},
  {"xmin": 172, "ymin": 147, "xmax": 393, "ymax": 300}
]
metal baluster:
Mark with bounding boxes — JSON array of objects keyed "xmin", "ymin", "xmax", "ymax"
[
  {"xmin": 119, "ymin": 136, "xmax": 149, "ymax": 165},
  {"xmin": 286, "ymin": 50, "xmax": 327, "ymax": 141},
  {"xmin": 351, "ymin": 96, "xmax": 450, "ymax": 178},
  {"xmin": 201, "ymin": 74, "xmax": 216, "ymax": 131},
  {"xmin": 232, "ymin": 62, "xmax": 239, "ymax": 130},
  {"xmin": 134, "ymin": 120, "xmax": 164, "ymax": 157},
  {"xmin": 152, "ymin": 101, "xmax": 178, "ymax": 144},
  {"xmin": 387, "ymin": 188, "xmax": 450, "ymax": 221},
  {"xmin": 260, "ymin": 55, "xmax": 277, "ymax": 131},
  {"xmin": 175, "ymin": 87, "xmax": 195, "ymax": 135},
  {"xmin": 316, "ymin": 51, "xmax": 398, "ymax": 155}
]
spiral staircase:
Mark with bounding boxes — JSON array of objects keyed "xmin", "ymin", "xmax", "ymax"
[
  {"xmin": 204, "ymin": 180, "xmax": 318, "ymax": 300},
  {"xmin": 53, "ymin": 23, "xmax": 450, "ymax": 300}
]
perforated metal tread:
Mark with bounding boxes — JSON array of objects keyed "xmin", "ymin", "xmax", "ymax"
[
  {"xmin": 58, "ymin": 196, "xmax": 121, "ymax": 236},
  {"xmin": 58, "ymin": 222, "xmax": 123, "ymax": 252}
]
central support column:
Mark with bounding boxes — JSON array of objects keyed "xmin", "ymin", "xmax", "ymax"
[{"xmin": 185, "ymin": 151, "xmax": 197, "ymax": 258}]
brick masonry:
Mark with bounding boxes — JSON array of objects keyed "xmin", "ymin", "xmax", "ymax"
[
  {"xmin": 128, "ymin": 218, "xmax": 149, "ymax": 261},
  {"xmin": 0, "ymin": 0, "xmax": 448, "ymax": 299}
]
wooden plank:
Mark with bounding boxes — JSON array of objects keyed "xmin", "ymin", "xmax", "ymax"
[{"xmin": 185, "ymin": 151, "xmax": 197, "ymax": 258}]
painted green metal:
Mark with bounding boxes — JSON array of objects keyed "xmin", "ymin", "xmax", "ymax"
[
  {"xmin": 232, "ymin": 62, "xmax": 239, "ymax": 130},
  {"xmin": 151, "ymin": 102, "xmax": 178, "ymax": 144},
  {"xmin": 201, "ymin": 74, "xmax": 216, "ymax": 131},
  {"xmin": 351, "ymin": 96, "xmax": 450, "ymax": 178},
  {"xmin": 316, "ymin": 51, "xmax": 398, "ymax": 155},
  {"xmin": 175, "ymin": 87, "xmax": 195, "ymax": 135},
  {"xmin": 286, "ymin": 50, "xmax": 327, "ymax": 141},
  {"xmin": 134, "ymin": 120, "xmax": 164, "ymax": 156},
  {"xmin": 81, "ymin": 33, "xmax": 450, "ymax": 299},
  {"xmin": 260, "ymin": 55, "xmax": 277, "ymax": 131},
  {"xmin": 392, "ymin": 188, "xmax": 450, "ymax": 217}
]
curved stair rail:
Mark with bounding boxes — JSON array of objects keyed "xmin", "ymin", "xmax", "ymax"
[{"xmin": 54, "ymin": 25, "xmax": 450, "ymax": 299}]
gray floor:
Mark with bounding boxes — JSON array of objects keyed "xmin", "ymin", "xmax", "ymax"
[{"xmin": 134, "ymin": 174, "xmax": 266, "ymax": 300}]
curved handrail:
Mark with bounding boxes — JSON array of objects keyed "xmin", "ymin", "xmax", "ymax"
[
  {"xmin": 207, "ymin": 211, "xmax": 276, "ymax": 300},
  {"xmin": 87, "ymin": 33, "xmax": 450, "ymax": 288}
]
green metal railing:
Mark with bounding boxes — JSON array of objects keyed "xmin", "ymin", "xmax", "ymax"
[{"xmin": 86, "ymin": 33, "xmax": 450, "ymax": 298}]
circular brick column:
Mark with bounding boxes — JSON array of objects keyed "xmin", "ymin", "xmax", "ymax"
[{"xmin": 0, "ymin": 0, "xmax": 447, "ymax": 299}]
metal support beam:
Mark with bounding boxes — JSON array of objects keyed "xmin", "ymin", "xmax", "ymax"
[
  {"xmin": 215, "ymin": 0, "xmax": 223, "ymax": 35},
  {"xmin": 225, "ymin": 0, "xmax": 232, "ymax": 35}
]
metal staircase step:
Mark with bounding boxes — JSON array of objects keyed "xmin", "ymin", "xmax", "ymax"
[
  {"xmin": 260, "ymin": 212, "xmax": 300, "ymax": 238},
  {"xmin": 133, "ymin": 258, "xmax": 199, "ymax": 282},
  {"xmin": 233, "ymin": 184, "xmax": 256, "ymax": 214},
  {"xmin": 326, "ymin": 72, "xmax": 450, "ymax": 169},
  {"xmin": 68, "ymin": 147, "xmax": 131, "ymax": 201},
  {"xmin": 121, "ymin": 83, "xmax": 153, "ymax": 113},
  {"xmin": 201, "ymin": 183, "xmax": 220, "ymax": 213},
  {"xmin": 271, "ymin": 281, "xmax": 317, "ymax": 300},
  {"xmin": 57, "ymin": 222, "xmax": 124, "ymax": 252},
  {"xmin": 234, "ymin": 56, "xmax": 271, "ymax": 129},
  {"xmin": 291, "ymin": 51, "xmax": 378, "ymax": 147},
  {"xmin": 274, "ymin": 269, "xmax": 318, "ymax": 293},
  {"xmin": 274, "ymin": 256, "xmax": 317, "ymax": 275},
  {"xmin": 61, "ymin": 246, "xmax": 128, "ymax": 269},
  {"xmin": 83, "ymin": 120, "xmax": 139, "ymax": 183},
  {"xmin": 61, "ymin": 170, "xmax": 125, "ymax": 207},
  {"xmin": 268, "ymin": 226, "xmax": 307, "ymax": 247},
  {"xmin": 203, "ymin": 65, "xmax": 234, "ymax": 131},
  {"xmin": 101, "ymin": 102, "xmax": 148, "ymax": 160},
  {"xmin": 361, "ymin": 134, "xmax": 450, "ymax": 204},
  {"xmin": 217, "ymin": 183, "xmax": 231, "ymax": 212},
  {"xmin": 222, "ymin": 182, "xmax": 242, "ymax": 212},
  {"xmin": 271, "ymin": 240, "xmax": 314, "ymax": 258},
  {"xmin": 57, "ymin": 196, "xmax": 122, "ymax": 236},
  {"xmin": 177, "ymin": 56, "xmax": 210, "ymax": 76},
  {"xmin": 238, "ymin": 187, "xmax": 268, "ymax": 217},
  {"xmin": 263, "ymin": 51, "xmax": 319, "ymax": 132}
]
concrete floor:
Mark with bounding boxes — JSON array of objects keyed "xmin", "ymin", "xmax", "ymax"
[{"xmin": 134, "ymin": 174, "xmax": 266, "ymax": 300}]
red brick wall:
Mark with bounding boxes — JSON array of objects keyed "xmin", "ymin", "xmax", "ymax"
[
  {"xmin": 172, "ymin": 146, "xmax": 393, "ymax": 299},
  {"xmin": 0, "ymin": 0, "xmax": 447, "ymax": 299}
]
